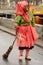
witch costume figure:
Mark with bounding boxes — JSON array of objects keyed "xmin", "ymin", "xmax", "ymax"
[{"xmin": 14, "ymin": 1, "xmax": 38, "ymax": 61}]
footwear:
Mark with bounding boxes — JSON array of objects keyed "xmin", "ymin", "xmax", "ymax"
[
  {"xmin": 25, "ymin": 56, "xmax": 31, "ymax": 60},
  {"xmin": 19, "ymin": 56, "xmax": 22, "ymax": 61}
]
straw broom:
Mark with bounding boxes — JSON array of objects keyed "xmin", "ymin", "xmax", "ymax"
[{"xmin": 2, "ymin": 37, "xmax": 16, "ymax": 59}]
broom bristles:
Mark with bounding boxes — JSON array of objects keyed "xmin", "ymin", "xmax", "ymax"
[
  {"xmin": 2, "ymin": 37, "xmax": 16, "ymax": 59},
  {"xmin": 2, "ymin": 45, "xmax": 13, "ymax": 59}
]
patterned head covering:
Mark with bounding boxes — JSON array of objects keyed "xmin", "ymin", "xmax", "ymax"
[{"xmin": 16, "ymin": 1, "xmax": 30, "ymax": 22}]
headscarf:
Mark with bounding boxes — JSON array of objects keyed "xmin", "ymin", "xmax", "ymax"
[{"xmin": 16, "ymin": 1, "xmax": 30, "ymax": 22}]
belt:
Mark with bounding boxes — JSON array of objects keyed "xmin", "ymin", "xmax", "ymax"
[{"xmin": 21, "ymin": 23, "xmax": 30, "ymax": 26}]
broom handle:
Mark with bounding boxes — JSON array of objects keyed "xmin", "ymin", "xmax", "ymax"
[
  {"xmin": 12, "ymin": 28, "xmax": 19, "ymax": 46},
  {"xmin": 12, "ymin": 35, "xmax": 16, "ymax": 46}
]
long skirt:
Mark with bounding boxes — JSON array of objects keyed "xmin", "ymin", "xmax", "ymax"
[{"xmin": 16, "ymin": 25, "xmax": 38, "ymax": 49}]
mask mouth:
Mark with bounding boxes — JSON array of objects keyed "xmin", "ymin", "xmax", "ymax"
[{"xmin": 23, "ymin": 7, "xmax": 29, "ymax": 12}]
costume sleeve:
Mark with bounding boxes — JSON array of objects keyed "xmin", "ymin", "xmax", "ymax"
[
  {"xmin": 13, "ymin": 15, "xmax": 22, "ymax": 27},
  {"xmin": 13, "ymin": 15, "xmax": 22, "ymax": 30},
  {"xmin": 30, "ymin": 12, "xmax": 35, "ymax": 26}
]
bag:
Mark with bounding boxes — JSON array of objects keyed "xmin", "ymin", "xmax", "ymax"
[{"xmin": 30, "ymin": 25, "xmax": 38, "ymax": 41}]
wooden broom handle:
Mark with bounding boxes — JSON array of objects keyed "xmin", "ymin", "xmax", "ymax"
[{"xmin": 12, "ymin": 36, "xmax": 16, "ymax": 46}]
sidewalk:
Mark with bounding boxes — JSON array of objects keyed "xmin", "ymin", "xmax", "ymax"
[
  {"xmin": 0, "ymin": 25, "xmax": 16, "ymax": 36},
  {"xmin": 35, "ymin": 38, "xmax": 43, "ymax": 48},
  {"xmin": 0, "ymin": 25, "xmax": 43, "ymax": 48}
]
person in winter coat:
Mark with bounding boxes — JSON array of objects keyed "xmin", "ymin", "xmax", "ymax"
[{"xmin": 14, "ymin": 1, "xmax": 38, "ymax": 61}]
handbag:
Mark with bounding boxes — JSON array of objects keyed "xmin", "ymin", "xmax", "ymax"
[{"xmin": 30, "ymin": 25, "xmax": 38, "ymax": 41}]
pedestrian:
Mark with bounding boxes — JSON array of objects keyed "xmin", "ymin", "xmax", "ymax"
[{"xmin": 14, "ymin": 1, "xmax": 38, "ymax": 61}]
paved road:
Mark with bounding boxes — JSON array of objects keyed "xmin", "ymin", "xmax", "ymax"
[{"xmin": 0, "ymin": 30, "xmax": 43, "ymax": 65}]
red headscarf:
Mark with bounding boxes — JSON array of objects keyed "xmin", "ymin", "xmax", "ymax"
[{"xmin": 16, "ymin": 1, "xmax": 30, "ymax": 22}]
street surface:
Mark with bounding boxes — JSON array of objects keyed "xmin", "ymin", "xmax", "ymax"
[{"xmin": 0, "ymin": 30, "xmax": 43, "ymax": 65}]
